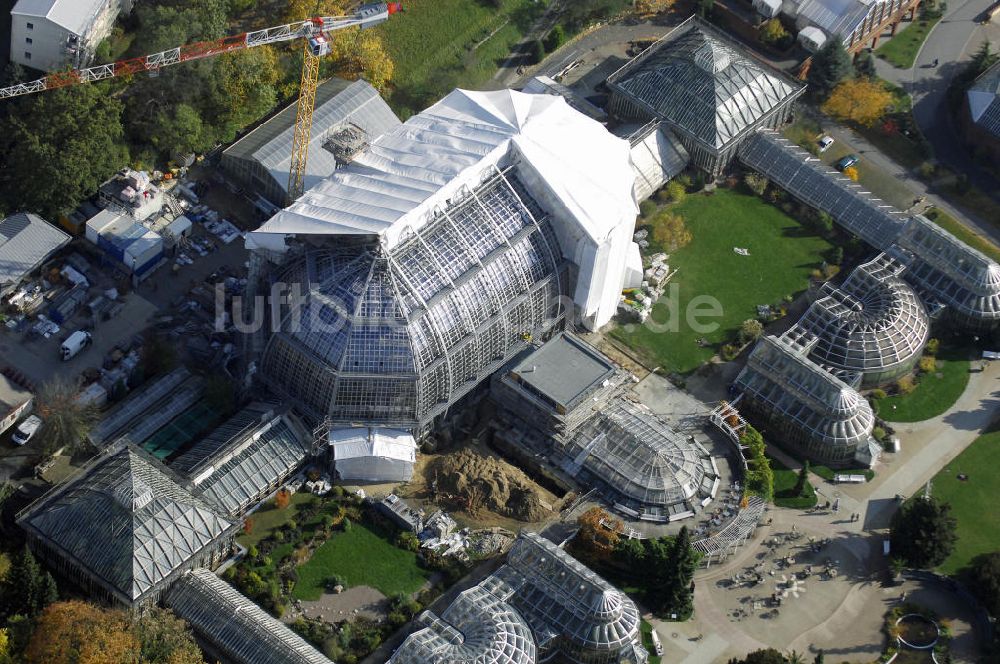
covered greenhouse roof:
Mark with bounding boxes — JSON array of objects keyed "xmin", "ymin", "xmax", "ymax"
[
  {"xmin": 18, "ymin": 446, "xmax": 235, "ymax": 605},
  {"xmin": 968, "ymin": 60, "xmax": 1000, "ymax": 137},
  {"xmin": 166, "ymin": 568, "xmax": 332, "ymax": 664},
  {"xmin": 329, "ymin": 427, "xmax": 416, "ymax": 463},
  {"xmin": 796, "ymin": 254, "xmax": 929, "ymax": 377},
  {"xmin": 607, "ymin": 17, "xmax": 804, "ymax": 150}
]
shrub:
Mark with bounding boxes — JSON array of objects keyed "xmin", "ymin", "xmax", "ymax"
[
  {"xmin": 918, "ymin": 356, "xmax": 937, "ymax": 373},
  {"xmin": 925, "ymin": 338, "xmax": 940, "ymax": 356},
  {"xmin": 665, "ymin": 180, "xmax": 687, "ymax": 203},
  {"xmin": 275, "ymin": 489, "xmax": 292, "ymax": 510},
  {"xmin": 543, "ymin": 25, "xmax": 565, "ymax": 52},
  {"xmin": 873, "ymin": 426, "xmax": 886, "ymax": 441},
  {"xmin": 529, "ymin": 39, "xmax": 545, "ymax": 65},
  {"xmin": 675, "ymin": 173, "xmax": 693, "ymax": 190},
  {"xmin": 639, "ymin": 199, "xmax": 657, "ymax": 218},
  {"xmin": 395, "ymin": 532, "xmax": 420, "ymax": 552},
  {"xmin": 342, "ymin": 518, "xmax": 352, "ymax": 532},
  {"xmin": 744, "ymin": 172, "xmax": 769, "ymax": 196},
  {"xmin": 720, "ymin": 344, "xmax": 739, "ymax": 361},
  {"xmin": 896, "ymin": 375, "xmax": 917, "ymax": 395},
  {"xmin": 918, "ymin": 161, "xmax": 937, "ymax": 179},
  {"xmin": 758, "ymin": 18, "xmax": 789, "ymax": 46},
  {"xmin": 843, "ymin": 165, "xmax": 859, "ymax": 181},
  {"xmin": 650, "ymin": 210, "xmax": 692, "ymax": 252},
  {"xmin": 738, "ymin": 319, "xmax": 763, "ymax": 345},
  {"xmin": 871, "ymin": 388, "xmax": 887, "ymax": 400}
]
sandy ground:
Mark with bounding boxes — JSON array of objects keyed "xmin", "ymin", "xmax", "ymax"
[{"xmin": 291, "ymin": 585, "xmax": 388, "ymax": 624}]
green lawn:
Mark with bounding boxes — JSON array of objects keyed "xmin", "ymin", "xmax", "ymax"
[
  {"xmin": 770, "ymin": 457, "xmax": 818, "ymax": 509},
  {"xmin": 293, "ymin": 524, "xmax": 430, "ymax": 600},
  {"xmin": 931, "ymin": 427, "xmax": 1000, "ymax": 575},
  {"xmin": 923, "ymin": 207, "xmax": 1000, "ymax": 262},
  {"xmin": 873, "ymin": 348, "xmax": 971, "ymax": 422},
  {"xmin": 876, "ymin": 17, "xmax": 940, "ymax": 69},
  {"xmin": 611, "ymin": 189, "xmax": 833, "ymax": 374},
  {"xmin": 377, "ymin": 0, "xmax": 539, "ymax": 113},
  {"xmin": 238, "ymin": 492, "xmax": 317, "ymax": 549}
]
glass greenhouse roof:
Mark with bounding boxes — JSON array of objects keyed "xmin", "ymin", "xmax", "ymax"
[{"xmin": 608, "ymin": 18, "xmax": 804, "ymax": 150}]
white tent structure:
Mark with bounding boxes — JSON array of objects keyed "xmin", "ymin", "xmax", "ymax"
[
  {"xmin": 797, "ymin": 26, "xmax": 828, "ymax": 52},
  {"xmin": 249, "ymin": 88, "xmax": 640, "ymax": 330},
  {"xmin": 329, "ymin": 427, "xmax": 417, "ymax": 482}
]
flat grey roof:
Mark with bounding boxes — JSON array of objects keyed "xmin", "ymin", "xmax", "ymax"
[{"xmin": 510, "ymin": 332, "xmax": 616, "ymax": 410}]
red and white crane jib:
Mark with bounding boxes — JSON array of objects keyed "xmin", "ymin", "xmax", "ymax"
[{"xmin": 0, "ymin": 2, "xmax": 402, "ymax": 100}]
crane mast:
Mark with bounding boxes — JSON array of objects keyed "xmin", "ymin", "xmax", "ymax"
[{"xmin": 0, "ymin": 2, "xmax": 402, "ymax": 204}]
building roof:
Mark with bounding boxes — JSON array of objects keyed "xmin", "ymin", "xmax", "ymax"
[
  {"xmin": 797, "ymin": 254, "xmax": 929, "ymax": 375},
  {"xmin": 173, "ymin": 405, "xmax": 312, "ymax": 516},
  {"xmin": 249, "ymin": 87, "xmax": 637, "ymax": 252},
  {"xmin": 734, "ymin": 334, "xmax": 875, "ymax": 454},
  {"xmin": 390, "ymin": 532, "xmax": 646, "ymax": 664},
  {"xmin": 630, "ymin": 124, "xmax": 691, "ymax": 201},
  {"xmin": 166, "ymin": 568, "xmax": 333, "ymax": 664},
  {"xmin": 0, "ymin": 213, "xmax": 70, "ymax": 291},
  {"xmin": 389, "ymin": 586, "xmax": 537, "ymax": 664},
  {"xmin": 791, "ymin": 0, "xmax": 886, "ymax": 40},
  {"xmin": 968, "ymin": 61, "xmax": 1000, "ymax": 138},
  {"xmin": 509, "ymin": 333, "xmax": 617, "ymax": 412},
  {"xmin": 225, "ymin": 78, "xmax": 401, "ymax": 199},
  {"xmin": 11, "ymin": 0, "xmax": 107, "ymax": 35},
  {"xmin": 18, "ymin": 447, "xmax": 235, "ymax": 604},
  {"xmin": 607, "ymin": 17, "xmax": 804, "ymax": 151},
  {"xmin": 739, "ymin": 130, "xmax": 908, "ymax": 248},
  {"xmin": 329, "ymin": 427, "xmax": 416, "ymax": 463},
  {"xmin": 0, "ymin": 373, "xmax": 32, "ymax": 415},
  {"xmin": 260, "ymin": 169, "xmax": 564, "ymax": 428},
  {"xmin": 563, "ymin": 399, "xmax": 718, "ymax": 518}
]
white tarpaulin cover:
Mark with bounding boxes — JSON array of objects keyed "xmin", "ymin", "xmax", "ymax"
[
  {"xmin": 329, "ymin": 427, "xmax": 417, "ymax": 483},
  {"xmin": 250, "ymin": 88, "xmax": 640, "ymax": 329}
]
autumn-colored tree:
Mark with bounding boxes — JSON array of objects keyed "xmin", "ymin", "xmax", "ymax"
[
  {"xmin": 651, "ymin": 210, "xmax": 692, "ymax": 252},
  {"xmin": 243, "ymin": 517, "xmax": 254, "ymax": 535},
  {"xmin": 275, "ymin": 488, "xmax": 292, "ymax": 510},
  {"xmin": 284, "ymin": 0, "xmax": 347, "ymax": 22},
  {"xmin": 217, "ymin": 46, "xmax": 282, "ymax": 130},
  {"xmin": 636, "ymin": 0, "xmax": 676, "ymax": 16},
  {"xmin": 843, "ymin": 165, "xmax": 859, "ymax": 181},
  {"xmin": 134, "ymin": 608, "xmax": 203, "ymax": 664},
  {"xmin": 758, "ymin": 18, "xmax": 789, "ymax": 45},
  {"xmin": 25, "ymin": 601, "xmax": 139, "ymax": 664},
  {"xmin": 576, "ymin": 507, "xmax": 622, "ymax": 559},
  {"xmin": 328, "ymin": 28, "xmax": 395, "ymax": 91},
  {"xmin": 821, "ymin": 78, "xmax": 894, "ymax": 126}
]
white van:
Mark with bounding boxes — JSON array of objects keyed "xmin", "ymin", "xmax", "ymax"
[
  {"xmin": 12, "ymin": 415, "xmax": 42, "ymax": 445},
  {"xmin": 60, "ymin": 330, "xmax": 92, "ymax": 361}
]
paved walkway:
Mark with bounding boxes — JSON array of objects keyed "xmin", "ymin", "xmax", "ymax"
[
  {"xmin": 649, "ymin": 359, "xmax": 1000, "ymax": 662},
  {"xmin": 875, "ymin": 0, "xmax": 1000, "ymax": 207}
]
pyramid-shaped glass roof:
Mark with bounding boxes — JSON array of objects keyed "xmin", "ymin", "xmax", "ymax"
[
  {"xmin": 609, "ymin": 17, "xmax": 804, "ymax": 150},
  {"xmin": 20, "ymin": 447, "xmax": 235, "ymax": 604}
]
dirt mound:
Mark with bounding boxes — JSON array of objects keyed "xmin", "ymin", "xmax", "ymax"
[{"xmin": 431, "ymin": 449, "xmax": 552, "ymax": 522}]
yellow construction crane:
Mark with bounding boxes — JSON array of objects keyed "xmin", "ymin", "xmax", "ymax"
[{"xmin": 0, "ymin": 3, "xmax": 403, "ymax": 204}]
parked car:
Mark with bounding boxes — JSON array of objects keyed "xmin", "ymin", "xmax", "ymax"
[
  {"xmin": 60, "ymin": 330, "xmax": 92, "ymax": 361},
  {"xmin": 835, "ymin": 154, "xmax": 859, "ymax": 171},
  {"xmin": 12, "ymin": 415, "xmax": 42, "ymax": 446},
  {"xmin": 817, "ymin": 135, "xmax": 834, "ymax": 152}
]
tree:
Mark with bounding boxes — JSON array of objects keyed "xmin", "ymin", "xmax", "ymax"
[
  {"xmin": 1, "ymin": 548, "xmax": 57, "ymax": 619},
  {"xmin": 842, "ymin": 165, "xmax": 859, "ymax": 181},
  {"xmin": 24, "ymin": 601, "xmax": 139, "ymax": 664},
  {"xmin": 854, "ymin": 50, "xmax": 877, "ymax": 79},
  {"xmin": 0, "ymin": 84, "xmax": 128, "ymax": 218},
  {"xmin": 576, "ymin": 507, "xmax": 621, "ymax": 560},
  {"xmin": 744, "ymin": 173, "xmax": 769, "ymax": 197},
  {"xmin": 529, "ymin": 39, "xmax": 546, "ymax": 65},
  {"xmin": 889, "ymin": 496, "xmax": 957, "ymax": 568},
  {"xmin": 969, "ymin": 552, "xmax": 1000, "ymax": 616},
  {"xmin": 738, "ymin": 319, "xmax": 764, "ymax": 345},
  {"xmin": 787, "ymin": 652, "xmax": 806, "ymax": 664},
  {"xmin": 284, "ymin": 0, "xmax": 347, "ymax": 22},
  {"xmin": 636, "ymin": 0, "xmax": 676, "ymax": 16},
  {"xmin": 807, "ymin": 39, "xmax": 852, "ymax": 100},
  {"xmin": 544, "ymin": 25, "xmax": 566, "ymax": 52},
  {"xmin": 728, "ymin": 648, "xmax": 788, "ymax": 664},
  {"xmin": 33, "ymin": 377, "xmax": 99, "ymax": 457},
  {"xmin": 664, "ymin": 526, "xmax": 698, "ymax": 618},
  {"xmin": 759, "ymin": 19, "xmax": 789, "ymax": 46},
  {"xmin": 822, "ymin": 78, "xmax": 894, "ymax": 126},
  {"xmin": 135, "ymin": 607, "xmax": 203, "ymax": 664},
  {"xmin": 793, "ymin": 461, "xmax": 810, "ymax": 497},
  {"xmin": 651, "ymin": 210, "xmax": 692, "ymax": 252},
  {"xmin": 328, "ymin": 28, "xmax": 395, "ymax": 91},
  {"xmin": 275, "ymin": 488, "xmax": 292, "ymax": 510},
  {"xmin": 148, "ymin": 103, "xmax": 211, "ymax": 159},
  {"xmin": 813, "ymin": 650, "xmax": 825, "ymax": 664},
  {"xmin": 217, "ymin": 46, "xmax": 282, "ymax": 131},
  {"xmin": 563, "ymin": 0, "xmax": 629, "ymax": 30},
  {"xmin": 665, "ymin": 180, "xmax": 687, "ymax": 203}
]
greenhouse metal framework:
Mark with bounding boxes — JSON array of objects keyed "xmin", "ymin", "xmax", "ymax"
[
  {"xmin": 390, "ymin": 531, "xmax": 647, "ymax": 664},
  {"xmin": 170, "ymin": 403, "xmax": 313, "ymax": 517},
  {"xmin": 561, "ymin": 399, "xmax": 720, "ymax": 522},
  {"xmin": 794, "ymin": 255, "xmax": 930, "ymax": 387},
  {"xmin": 260, "ymin": 168, "xmax": 566, "ymax": 433},
  {"xmin": 167, "ymin": 568, "xmax": 332, "ymax": 664},
  {"xmin": 733, "ymin": 335, "xmax": 877, "ymax": 465},
  {"xmin": 18, "ymin": 446, "xmax": 237, "ymax": 609},
  {"xmin": 607, "ymin": 16, "xmax": 805, "ymax": 175}
]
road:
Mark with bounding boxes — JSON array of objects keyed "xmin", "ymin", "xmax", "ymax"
[{"xmin": 875, "ymin": 0, "xmax": 1000, "ymax": 208}]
